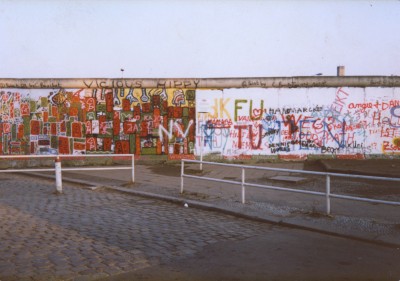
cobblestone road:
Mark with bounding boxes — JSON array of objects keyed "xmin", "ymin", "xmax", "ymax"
[{"xmin": 0, "ymin": 173, "xmax": 273, "ymax": 281}]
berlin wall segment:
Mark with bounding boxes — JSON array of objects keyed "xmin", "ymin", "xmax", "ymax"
[
  {"xmin": 0, "ymin": 77, "xmax": 399, "ymax": 159},
  {"xmin": 0, "ymin": 88, "xmax": 196, "ymax": 157},
  {"xmin": 196, "ymin": 87, "xmax": 400, "ymax": 158}
]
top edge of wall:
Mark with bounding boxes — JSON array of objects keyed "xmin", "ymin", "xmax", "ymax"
[{"xmin": 1, "ymin": 76, "xmax": 400, "ymax": 89}]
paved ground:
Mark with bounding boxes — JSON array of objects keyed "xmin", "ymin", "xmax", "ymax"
[
  {"xmin": 46, "ymin": 158, "xmax": 400, "ymax": 246},
  {"xmin": 102, "ymin": 230, "xmax": 400, "ymax": 281},
  {"xmin": 1, "ymin": 158, "xmax": 399, "ymax": 280},
  {"xmin": 0, "ymin": 173, "xmax": 272, "ymax": 280}
]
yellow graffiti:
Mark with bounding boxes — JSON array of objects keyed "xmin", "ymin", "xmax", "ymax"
[
  {"xmin": 208, "ymin": 98, "xmax": 231, "ymax": 119},
  {"xmin": 393, "ymin": 137, "xmax": 400, "ymax": 147}
]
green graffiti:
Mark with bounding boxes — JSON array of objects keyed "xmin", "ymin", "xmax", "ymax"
[{"xmin": 234, "ymin": 100, "xmax": 247, "ymax": 122}]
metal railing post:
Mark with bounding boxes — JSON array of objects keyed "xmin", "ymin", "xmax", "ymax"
[
  {"xmin": 131, "ymin": 154, "xmax": 135, "ymax": 183},
  {"xmin": 326, "ymin": 174, "xmax": 331, "ymax": 215},
  {"xmin": 241, "ymin": 168, "xmax": 245, "ymax": 204},
  {"xmin": 181, "ymin": 159, "xmax": 184, "ymax": 194},
  {"xmin": 55, "ymin": 156, "xmax": 62, "ymax": 193},
  {"xmin": 200, "ymin": 138, "xmax": 203, "ymax": 171}
]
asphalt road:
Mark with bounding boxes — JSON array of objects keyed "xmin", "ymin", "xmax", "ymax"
[
  {"xmin": 104, "ymin": 232, "xmax": 400, "ymax": 281},
  {"xmin": 0, "ymin": 173, "xmax": 399, "ymax": 281}
]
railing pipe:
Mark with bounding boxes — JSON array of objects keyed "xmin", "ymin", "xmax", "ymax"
[
  {"xmin": 181, "ymin": 159, "xmax": 400, "ymax": 215},
  {"xmin": 182, "ymin": 159, "xmax": 400, "ymax": 182},
  {"xmin": 0, "ymin": 154, "xmax": 133, "ymax": 159},
  {"xmin": 0, "ymin": 154, "xmax": 135, "ymax": 193}
]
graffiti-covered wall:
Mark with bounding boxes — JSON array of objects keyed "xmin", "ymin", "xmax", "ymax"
[
  {"xmin": 195, "ymin": 88, "xmax": 400, "ymax": 157},
  {"xmin": 2, "ymin": 85, "xmax": 400, "ymax": 158},
  {"xmin": 0, "ymin": 88, "xmax": 195, "ymax": 156}
]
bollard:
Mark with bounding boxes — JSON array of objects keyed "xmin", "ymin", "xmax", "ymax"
[
  {"xmin": 241, "ymin": 168, "xmax": 245, "ymax": 204},
  {"xmin": 180, "ymin": 160, "xmax": 184, "ymax": 194},
  {"xmin": 55, "ymin": 157, "xmax": 62, "ymax": 193},
  {"xmin": 326, "ymin": 174, "xmax": 331, "ymax": 215},
  {"xmin": 131, "ymin": 154, "xmax": 135, "ymax": 183}
]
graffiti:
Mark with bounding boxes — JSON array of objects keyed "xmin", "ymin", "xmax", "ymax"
[
  {"xmin": 49, "ymin": 90, "xmax": 68, "ymax": 105},
  {"xmin": 383, "ymin": 140, "xmax": 400, "ymax": 152},
  {"xmin": 0, "ymin": 88, "xmax": 196, "ymax": 156},
  {"xmin": 330, "ymin": 87, "xmax": 349, "ymax": 116},
  {"xmin": 140, "ymin": 88, "xmax": 150, "ymax": 102},
  {"xmin": 2, "ymin": 85, "xmax": 400, "ymax": 157},
  {"xmin": 0, "ymin": 81, "xmax": 62, "ymax": 89},
  {"xmin": 196, "ymin": 88, "xmax": 400, "ymax": 156},
  {"xmin": 172, "ymin": 89, "xmax": 185, "ymax": 106},
  {"xmin": 209, "ymin": 98, "xmax": 231, "ymax": 119},
  {"xmin": 241, "ymin": 80, "xmax": 267, "ymax": 88},
  {"xmin": 159, "ymin": 120, "xmax": 194, "ymax": 142},
  {"xmin": 268, "ymin": 106, "xmax": 323, "ymax": 115},
  {"xmin": 80, "ymin": 79, "xmax": 201, "ymax": 89}
]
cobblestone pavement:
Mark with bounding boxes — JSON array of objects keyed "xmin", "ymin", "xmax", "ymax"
[
  {"xmin": 52, "ymin": 161, "xmax": 400, "ymax": 246},
  {"xmin": 0, "ymin": 173, "xmax": 273, "ymax": 281}
]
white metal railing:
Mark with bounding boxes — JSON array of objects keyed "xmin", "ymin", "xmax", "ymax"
[
  {"xmin": 181, "ymin": 159, "xmax": 400, "ymax": 215},
  {"xmin": 0, "ymin": 154, "xmax": 135, "ymax": 193}
]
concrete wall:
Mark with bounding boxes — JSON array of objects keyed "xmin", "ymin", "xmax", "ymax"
[
  {"xmin": 1, "ymin": 76, "xmax": 399, "ymax": 159},
  {"xmin": 0, "ymin": 88, "xmax": 195, "ymax": 158},
  {"xmin": 195, "ymin": 88, "xmax": 400, "ymax": 159}
]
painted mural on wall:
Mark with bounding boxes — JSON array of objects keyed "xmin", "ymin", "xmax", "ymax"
[
  {"xmin": 0, "ymin": 88, "xmax": 196, "ymax": 156},
  {"xmin": 195, "ymin": 88, "xmax": 400, "ymax": 157}
]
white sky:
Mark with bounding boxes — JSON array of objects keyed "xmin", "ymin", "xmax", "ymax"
[{"xmin": 0, "ymin": 0, "xmax": 399, "ymax": 78}]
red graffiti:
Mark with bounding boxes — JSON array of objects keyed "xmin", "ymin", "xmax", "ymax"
[
  {"xmin": 122, "ymin": 99, "xmax": 131, "ymax": 111},
  {"xmin": 86, "ymin": 137, "xmax": 97, "ymax": 151},
  {"xmin": 123, "ymin": 122, "xmax": 138, "ymax": 134},
  {"xmin": 174, "ymin": 107, "xmax": 183, "ymax": 118},
  {"xmin": 72, "ymin": 122, "xmax": 82, "ymax": 138},
  {"xmin": 69, "ymin": 107, "xmax": 79, "ymax": 117},
  {"xmin": 113, "ymin": 118, "xmax": 120, "ymax": 135},
  {"xmin": 60, "ymin": 121, "xmax": 66, "ymax": 133},
  {"xmin": 133, "ymin": 105, "xmax": 141, "ymax": 119},
  {"xmin": 85, "ymin": 97, "xmax": 96, "ymax": 112},
  {"xmin": 51, "ymin": 123, "xmax": 57, "ymax": 135},
  {"xmin": 103, "ymin": 137, "xmax": 112, "ymax": 151},
  {"xmin": 115, "ymin": 140, "xmax": 129, "ymax": 154},
  {"xmin": 106, "ymin": 92, "xmax": 113, "ymax": 112},
  {"xmin": 21, "ymin": 103, "xmax": 30, "ymax": 116},
  {"xmin": 74, "ymin": 142, "xmax": 85, "ymax": 151},
  {"xmin": 59, "ymin": 137, "xmax": 70, "ymax": 154},
  {"xmin": 43, "ymin": 111, "xmax": 48, "ymax": 122},
  {"xmin": 52, "ymin": 106, "xmax": 58, "ymax": 117},
  {"xmin": 9, "ymin": 103, "xmax": 14, "ymax": 119},
  {"xmin": 17, "ymin": 124, "xmax": 24, "ymax": 139},
  {"xmin": 383, "ymin": 140, "xmax": 400, "ymax": 152},
  {"xmin": 142, "ymin": 103, "xmax": 151, "ymax": 113},
  {"xmin": 31, "ymin": 120, "xmax": 40, "ymax": 135}
]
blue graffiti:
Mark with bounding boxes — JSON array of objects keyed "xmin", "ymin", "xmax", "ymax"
[
  {"xmin": 202, "ymin": 121, "xmax": 230, "ymax": 152},
  {"xmin": 261, "ymin": 113, "xmax": 281, "ymax": 143},
  {"xmin": 389, "ymin": 106, "xmax": 400, "ymax": 128}
]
